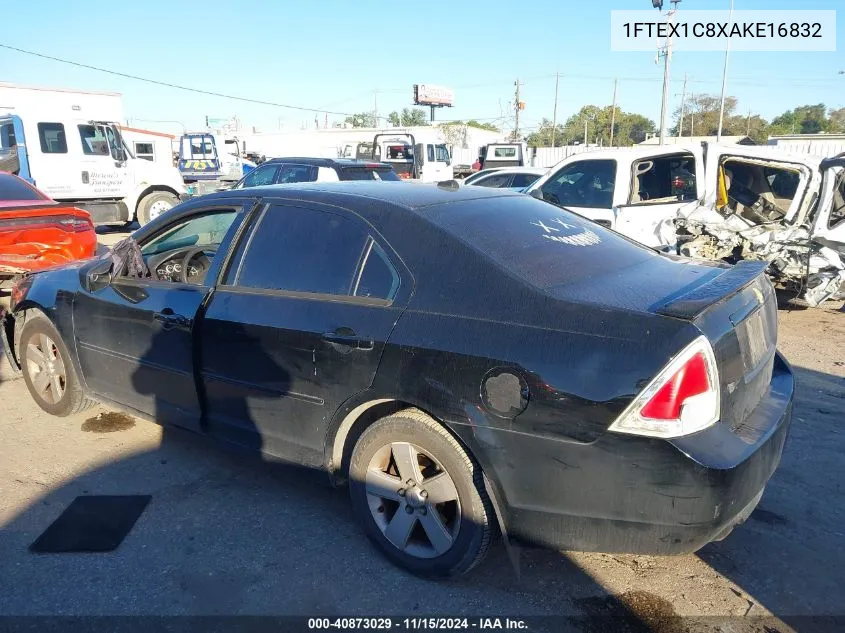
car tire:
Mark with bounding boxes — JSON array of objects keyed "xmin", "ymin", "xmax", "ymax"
[
  {"xmin": 137, "ymin": 191, "xmax": 179, "ymax": 226},
  {"xmin": 349, "ymin": 408, "xmax": 494, "ymax": 578},
  {"xmin": 19, "ymin": 314, "xmax": 94, "ymax": 417}
]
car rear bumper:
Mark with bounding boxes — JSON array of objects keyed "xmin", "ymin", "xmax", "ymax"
[{"xmin": 488, "ymin": 352, "xmax": 794, "ymax": 555}]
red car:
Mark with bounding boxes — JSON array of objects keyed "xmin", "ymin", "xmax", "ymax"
[{"xmin": 0, "ymin": 172, "xmax": 96, "ymax": 283}]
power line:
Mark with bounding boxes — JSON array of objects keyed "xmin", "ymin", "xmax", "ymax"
[{"xmin": 0, "ymin": 43, "xmax": 505, "ymax": 124}]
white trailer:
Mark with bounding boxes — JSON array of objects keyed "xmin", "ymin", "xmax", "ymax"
[{"xmin": 0, "ymin": 83, "xmax": 186, "ymax": 225}]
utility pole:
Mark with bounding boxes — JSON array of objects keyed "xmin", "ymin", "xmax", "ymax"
[
  {"xmin": 551, "ymin": 73, "xmax": 560, "ymax": 147},
  {"xmin": 677, "ymin": 73, "xmax": 688, "ymax": 141},
  {"xmin": 373, "ymin": 89, "xmax": 379, "ymax": 128},
  {"xmin": 717, "ymin": 0, "xmax": 735, "ymax": 142},
  {"xmin": 746, "ymin": 108, "xmax": 752, "ymax": 135},
  {"xmin": 656, "ymin": 1, "xmax": 680, "ymax": 145},
  {"xmin": 609, "ymin": 78, "xmax": 618, "ymax": 147},
  {"xmin": 513, "ymin": 79, "xmax": 522, "ymax": 141},
  {"xmin": 584, "ymin": 118, "xmax": 588, "ymax": 145},
  {"xmin": 690, "ymin": 112, "xmax": 695, "ymax": 136}
]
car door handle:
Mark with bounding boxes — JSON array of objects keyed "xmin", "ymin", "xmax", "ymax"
[
  {"xmin": 322, "ymin": 330, "xmax": 375, "ymax": 351},
  {"xmin": 153, "ymin": 309, "xmax": 192, "ymax": 330},
  {"xmin": 595, "ymin": 220, "xmax": 612, "ymax": 229}
]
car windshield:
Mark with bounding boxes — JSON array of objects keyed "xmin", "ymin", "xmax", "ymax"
[{"xmin": 0, "ymin": 174, "xmax": 45, "ymax": 202}]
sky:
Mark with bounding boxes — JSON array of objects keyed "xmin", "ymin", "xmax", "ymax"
[{"xmin": 0, "ymin": 0, "xmax": 842, "ymax": 137}]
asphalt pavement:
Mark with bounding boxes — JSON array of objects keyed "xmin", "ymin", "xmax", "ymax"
[{"xmin": 1, "ymin": 235, "xmax": 843, "ymax": 631}]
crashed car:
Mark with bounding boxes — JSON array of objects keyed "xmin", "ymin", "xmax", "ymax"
[
  {"xmin": 526, "ymin": 145, "xmax": 845, "ymax": 306},
  {"xmin": 0, "ymin": 171, "xmax": 97, "ymax": 285},
  {"xmin": 3, "ymin": 182, "xmax": 793, "ymax": 578},
  {"xmin": 676, "ymin": 150, "xmax": 845, "ymax": 307}
]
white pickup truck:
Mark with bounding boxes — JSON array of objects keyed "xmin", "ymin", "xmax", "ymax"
[{"xmin": 525, "ymin": 143, "xmax": 845, "ymax": 305}]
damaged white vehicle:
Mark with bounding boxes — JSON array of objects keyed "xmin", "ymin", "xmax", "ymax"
[
  {"xmin": 527, "ymin": 144, "xmax": 845, "ymax": 306},
  {"xmin": 675, "ymin": 148, "xmax": 845, "ymax": 306}
]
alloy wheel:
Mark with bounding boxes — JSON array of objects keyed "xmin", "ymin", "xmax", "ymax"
[
  {"xmin": 365, "ymin": 442, "xmax": 461, "ymax": 559},
  {"xmin": 25, "ymin": 333, "xmax": 66, "ymax": 405}
]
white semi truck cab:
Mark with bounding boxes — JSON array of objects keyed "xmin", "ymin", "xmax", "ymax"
[{"xmin": 0, "ymin": 84, "xmax": 186, "ymax": 225}]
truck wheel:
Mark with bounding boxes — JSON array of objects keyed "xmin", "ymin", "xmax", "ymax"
[
  {"xmin": 348, "ymin": 408, "xmax": 495, "ymax": 578},
  {"xmin": 20, "ymin": 315, "xmax": 94, "ymax": 417},
  {"xmin": 137, "ymin": 191, "xmax": 179, "ymax": 226}
]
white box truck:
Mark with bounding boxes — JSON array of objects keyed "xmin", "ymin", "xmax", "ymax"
[{"xmin": 0, "ymin": 83, "xmax": 186, "ymax": 225}]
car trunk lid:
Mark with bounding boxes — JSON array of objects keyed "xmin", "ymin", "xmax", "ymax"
[{"xmin": 653, "ymin": 260, "xmax": 778, "ymax": 436}]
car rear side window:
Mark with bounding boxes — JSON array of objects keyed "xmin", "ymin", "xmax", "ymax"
[
  {"xmin": 353, "ymin": 239, "xmax": 400, "ymax": 300},
  {"xmin": 37, "ymin": 123, "xmax": 67, "ymax": 154},
  {"xmin": 276, "ymin": 164, "xmax": 316, "ymax": 184},
  {"xmin": 233, "ymin": 206, "xmax": 370, "ymax": 296},
  {"xmin": 511, "ymin": 173, "xmax": 542, "ymax": 189},
  {"xmin": 473, "ymin": 173, "xmax": 513, "ymax": 188},
  {"xmin": 239, "ymin": 163, "xmax": 279, "ymax": 188},
  {"xmin": 339, "ymin": 167, "xmax": 400, "ymax": 181},
  {"xmin": 0, "ymin": 174, "xmax": 44, "ymax": 202},
  {"xmin": 630, "ymin": 153, "xmax": 697, "ymax": 204}
]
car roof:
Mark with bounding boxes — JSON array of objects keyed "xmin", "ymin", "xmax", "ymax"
[
  {"xmin": 263, "ymin": 157, "xmax": 390, "ymax": 168},
  {"xmin": 211, "ymin": 180, "xmax": 524, "ymax": 210},
  {"xmin": 553, "ymin": 145, "xmax": 700, "ymax": 163},
  {"xmin": 475, "ymin": 167, "xmax": 548, "ymax": 175}
]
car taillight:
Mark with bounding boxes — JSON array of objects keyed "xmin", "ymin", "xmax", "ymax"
[
  {"xmin": 608, "ymin": 336, "xmax": 720, "ymax": 438},
  {"xmin": 58, "ymin": 216, "xmax": 94, "ymax": 232}
]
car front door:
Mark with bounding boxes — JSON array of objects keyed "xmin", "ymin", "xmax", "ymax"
[
  {"xmin": 534, "ymin": 159, "xmax": 617, "ymax": 228},
  {"xmin": 199, "ymin": 201, "xmax": 411, "ymax": 465},
  {"xmin": 75, "ymin": 123, "xmax": 129, "ymax": 201},
  {"xmin": 812, "ymin": 159, "xmax": 845, "ymax": 250},
  {"xmin": 613, "ymin": 151, "xmax": 703, "ymax": 247},
  {"xmin": 73, "ymin": 205, "xmax": 245, "ymax": 430}
]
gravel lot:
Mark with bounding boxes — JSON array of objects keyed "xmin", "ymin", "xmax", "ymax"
[{"xmin": 1, "ymin": 232, "xmax": 843, "ymax": 631}]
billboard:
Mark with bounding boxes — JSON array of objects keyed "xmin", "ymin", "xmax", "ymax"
[{"xmin": 413, "ymin": 84, "xmax": 454, "ymax": 107}]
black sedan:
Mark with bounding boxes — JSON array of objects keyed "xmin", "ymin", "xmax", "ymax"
[{"xmin": 2, "ymin": 182, "xmax": 793, "ymax": 578}]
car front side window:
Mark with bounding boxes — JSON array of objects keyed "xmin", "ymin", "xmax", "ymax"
[
  {"xmin": 540, "ymin": 159, "xmax": 616, "ymax": 209},
  {"xmin": 140, "ymin": 211, "xmax": 238, "ymax": 258}
]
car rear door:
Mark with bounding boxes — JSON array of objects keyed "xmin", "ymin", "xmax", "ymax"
[
  {"xmin": 701, "ymin": 143, "xmax": 820, "ymax": 224},
  {"xmin": 613, "ymin": 149, "xmax": 703, "ymax": 247},
  {"xmin": 199, "ymin": 200, "xmax": 412, "ymax": 465},
  {"xmin": 73, "ymin": 203, "xmax": 247, "ymax": 430}
]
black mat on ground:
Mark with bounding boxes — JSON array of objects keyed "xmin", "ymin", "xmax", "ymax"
[{"xmin": 29, "ymin": 495, "xmax": 151, "ymax": 553}]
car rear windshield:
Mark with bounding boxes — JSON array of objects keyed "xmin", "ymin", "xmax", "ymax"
[
  {"xmin": 429, "ymin": 195, "xmax": 657, "ymax": 290},
  {"xmin": 0, "ymin": 175, "xmax": 44, "ymax": 202},
  {"xmin": 339, "ymin": 167, "xmax": 400, "ymax": 181}
]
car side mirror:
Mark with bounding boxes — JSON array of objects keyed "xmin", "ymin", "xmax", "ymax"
[
  {"xmin": 86, "ymin": 259, "xmax": 113, "ymax": 292},
  {"xmin": 529, "ymin": 188, "xmax": 544, "ymax": 200}
]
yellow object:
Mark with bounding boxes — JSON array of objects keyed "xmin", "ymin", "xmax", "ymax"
[{"xmin": 716, "ymin": 165, "xmax": 728, "ymax": 208}]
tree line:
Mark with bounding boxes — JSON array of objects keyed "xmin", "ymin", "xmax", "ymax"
[
  {"xmin": 344, "ymin": 107, "xmax": 500, "ymax": 131},
  {"xmin": 342, "ymin": 97, "xmax": 845, "ymax": 147},
  {"xmin": 526, "ymin": 95, "xmax": 845, "ymax": 147}
]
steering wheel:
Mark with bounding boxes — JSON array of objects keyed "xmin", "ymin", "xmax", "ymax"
[{"xmin": 180, "ymin": 247, "xmax": 213, "ymax": 284}]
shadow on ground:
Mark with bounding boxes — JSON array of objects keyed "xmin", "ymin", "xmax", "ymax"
[
  {"xmin": 697, "ymin": 363, "xmax": 845, "ymax": 629},
  {"xmin": 1, "ymin": 331, "xmax": 842, "ymax": 632}
]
